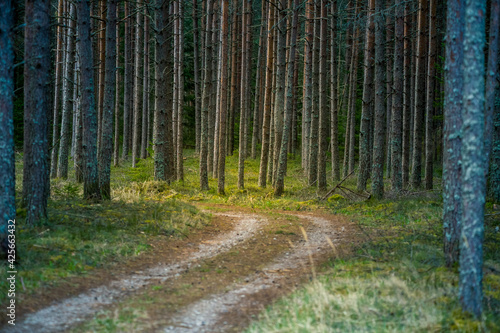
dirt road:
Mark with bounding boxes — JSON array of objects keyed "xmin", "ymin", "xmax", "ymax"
[{"xmin": 2, "ymin": 207, "xmax": 359, "ymax": 333}]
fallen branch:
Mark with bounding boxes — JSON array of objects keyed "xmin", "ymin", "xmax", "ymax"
[{"xmin": 321, "ymin": 170, "xmax": 355, "ymax": 201}]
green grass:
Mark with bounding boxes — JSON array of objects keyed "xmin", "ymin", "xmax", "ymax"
[
  {"xmin": 0, "ymin": 154, "xmax": 209, "ymax": 304},
  {"xmin": 246, "ymin": 196, "xmax": 500, "ymax": 332}
]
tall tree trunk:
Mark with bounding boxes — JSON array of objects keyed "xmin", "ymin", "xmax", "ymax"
[
  {"xmin": 410, "ymin": 0, "xmax": 428, "ymax": 189},
  {"xmin": 165, "ymin": 2, "xmax": 175, "ymax": 181},
  {"xmin": 97, "ymin": 0, "xmax": 116, "ymax": 200},
  {"xmin": 258, "ymin": 1, "xmax": 275, "ymax": 188},
  {"xmin": 485, "ymin": 0, "xmax": 500, "ymax": 185},
  {"xmin": 200, "ymin": 0, "xmax": 214, "ymax": 190},
  {"xmin": 176, "ymin": 0, "xmax": 184, "ymax": 181},
  {"xmin": 424, "ymin": 0, "xmax": 437, "ymax": 190},
  {"xmin": 132, "ymin": 0, "xmax": 143, "ymax": 168},
  {"xmin": 51, "ymin": 0, "xmax": 64, "ymax": 179},
  {"xmin": 391, "ymin": 0, "xmax": 404, "ymax": 192},
  {"xmin": 217, "ymin": 0, "xmax": 229, "ymax": 195},
  {"xmin": 272, "ymin": 0, "xmax": 287, "ymax": 185},
  {"xmin": 443, "ymin": 0, "xmax": 464, "ymax": 268},
  {"xmin": 402, "ymin": 3, "xmax": 412, "ymax": 189},
  {"xmin": 251, "ymin": 0, "xmax": 268, "ymax": 159},
  {"xmin": 122, "ymin": 2, "xmax": 131, "ymax": 160},
  {"xmin": 141, "ymin": 7, "xmax": 149, "ymax": 160},
  {"xmin": 154, "ymin": 0, "xmax": 169, "ymax": 181},
  {"xmin": 371, "ymin": 0, "xmax": 386, "ymax": 199},
  {"xmin": 460, "ymin": 0, "xmax": 487, "ymax": 318},
  {"xmin": 74, "ymin": 48, "xmax": 83, "ymax": 183},
  {"xmin": 77, "ymin": 0, "xmax": 101, "ymax": 201},
  {"xmin": 317, "ymin": 0, "xmax": 328, "ymax": 192},
  {"xmin": 357, "ymin": 0, "xmax": 375, "ymax": 191},
  {"xmin": 57, "ymin": 3, "xmax": 76, "ymax": 179},
  {"xmin": 330, "ymin": 0, "xmax": 340, "ymax": 181},
  {"xmin": 24, "ymin": 0, "xmax": 51, "ymax": 223},
  {"xmin": 275, "ymin": 0, "xmax": 299, "ymax": 196},
  {"xmin": 0, "ymin": 0, "xmax": 16, "ymax": 238},
  {"xmin": 302, "ymin": 0, "xmax": 314, "ymax": 172},
  {"xmin": 193, "ymin": 0, "xmax": 201, "ymax": 154},
  {"xmin": 113, "ymin": 4, "xmax": 120, "ymax": 167},
  {"xmin": 238, "ymin": 0, "xmax": 251, "ymax": 189},
  {"xmin": 228, "ymin": 6, "xmax": 240, "ymax": 156},
  {"xmin": 385, "ymin": 0, "xmax": 394, "ymax": 179},
  {"xmin": 308, "ymin": 1, "xmax": 320, "ymax": 186},
  {"xmin": 97, "ymin": 0, "xmax": 106, "ymax": 152}
]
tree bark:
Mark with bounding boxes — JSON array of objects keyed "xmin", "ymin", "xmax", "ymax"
[
  {"xmin": 317, "ymin": 0, "xmax": 329, "ymax": 192},
  {"xmin": 113, "ymin": 4, "xmax": 120, "ymax": 167},
  {"xmin": 275, "ymin": 0, "xmax": 299, "ymax": 196},
  {"xmin": 122, "ymin": 1, "xmax": 131, "ymax": 160},
  {"xmin": 217, "ymin": 0, "xmax": 229, "ymax": 195},
  {"xmin": 200, "ymin": 0, "xmax": 214, "ymax": 190},
  {"xmin": 485, "ymin": 0, "xmax": 499, "ymax": 183},
  {"xmin": 391, "ymin": 0, "xmax": 404, "ymax": 192},
  {"xmin": 424, "ymin": 0, "xmax": 437, "ymax": 190},
  {"xmin": 357, "ymin": 0, "xmax": 375, "ymax": 191},
  {"xmin": 176, "ymin": 0, "xmax": 184, "ymax": 181},
  {"xmin": 371, "ymin": 0, "xmax": 386, "ymax": 199},
  {"xmin": 77, "ymin": 0, "xmax": 101, "ymax": 201},
  {"xmin": 0, "ymin": 0, "xmax": 16, "ymax": 236},
  {"xmin": 410, "ymin": 0, "xmax": 428, "ymax": 189},
  {"xmin": 459, "ymin": 0, "xmax": 487, "ymax": 318},
  {"xmin": 141, "ymin": 7, "xmax": 150, "ymax": 160},
  {"xmin": 302, "ymin": 0, "xmax": 314, "ymax": 172},
  {"xmin": 51, "ymin": 0, "xmax": 65, "ymax": 179},
  {"xmin": 402, "ymin": 3, "xmax": 412, "ymax": 189},
  {"xmin": 57, "ymin": 2, "xmax": 76, "ymax": 179},
  {"xmin": 97, "ymin": 0, "xmax": 116, "ymax": 200},
  {"xmin": 154, "ymin": 0, "xmax": 168, "ymax": 181},
  {"xmin": 272, "ymin": 0, "xmax": 287, "ymax": 185},
  {"xmin": 258, "ymin": 1, "xmax": 275, "ymax": 188},
  {"xmin": 23, "ymin": 0, "xmax": 51, "ymax": 223},
  {"xmin": 443, "ymin": 0, "xmax": 464, "ymax": 268},
  {"xmin": 132, "ymin": 0, "xmax": 143, "ymax": 168},
  {"xmin": 193, "ymin": 0, "xmax": 201, "ymax": 154}
]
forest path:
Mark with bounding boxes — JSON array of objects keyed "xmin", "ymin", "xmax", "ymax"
[{"xmin": 3, "ymin": 206, "xmax": 360, "ymax": 333}]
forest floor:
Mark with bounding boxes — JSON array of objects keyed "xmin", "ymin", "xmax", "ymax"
[{"xmin": 1, "ymin": 150, "xmax": 500, "ymax": 332}]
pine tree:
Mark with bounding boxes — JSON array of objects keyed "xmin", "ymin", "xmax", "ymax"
[
  {"xmin": 217, "ymin": 0, "xmax": 230, "ymax": 195},
  {"xmin": 98, "ymin": 0, "xmax": 117, "ymax": 200},
  {"xmin": 371, "ymin": 0, "xmax": 386, "ymax": 199},
  {"xmin": 23, "ymin": 0, "xmax": 51, "ymax": 223},
  {"xmin": 57, "ymin": 2, "xmax": 76, "ymax": 179},
  {"xmin": 459, "ymin": 0, "xmax": 487, "ymax": 318},
  {"xmin": 391, "ymin": 0, "xmax": 404, "ymax": 191},
  {"xmin": 357, "ymin": 0, "xmax": 375, "ymax": 191},
  {"xmin": 0, "ymin": 0, "xmax": 16, "ymax": 240},
  {"xmin": 443, "ymin": 0, "xmax": 464, "ymax": 268},
  {"xmin": 410, "ymin": 0, "xmax": 428, "ymax": 189},
  {"xmin": 258, "ymin": 1, "xmax": 276, "ymax": 188},
  {"xmin": 77, "ymin": 0, "xmax": 101, "ymax": 201}
]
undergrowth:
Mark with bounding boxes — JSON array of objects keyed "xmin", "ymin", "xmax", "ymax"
[
  {"xmin": 0, "ymin": 154, "xmax": 208, "ymax": 305},
  {"xmin": 247, "ymin": 196, "xmax": 500, "ymax": 332}
]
